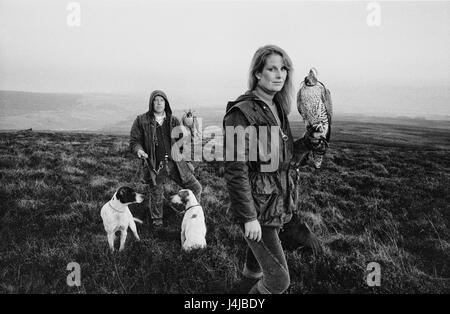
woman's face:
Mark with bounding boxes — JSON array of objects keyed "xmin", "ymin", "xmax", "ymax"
[
  {"xmin": 256, "ymin": 54, "xmax": 287, "ymax": 93},
  {"xmin": 153, "ymin": 96, "xmax": 166, "ymax": 114}
]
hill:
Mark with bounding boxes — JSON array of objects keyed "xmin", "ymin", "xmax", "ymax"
[
  {"xmin": 1, "ymin": 90, "xmax": 450, "ymax": 135},
  {"xmin": 0, "ymin": 90, "xmax": 222, "ymax": 132},
  {"xmin": 0, "ymin": 122, "xmax": 449, "ymax": 293},
  {"xmin": 0, "ymin": 91, "xmax": 143, "ymax": 131}
]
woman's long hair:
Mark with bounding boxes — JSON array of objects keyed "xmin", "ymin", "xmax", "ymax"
[{"xmin": 248, "ymin": 45, "xmax": 294, "ymax": 115}]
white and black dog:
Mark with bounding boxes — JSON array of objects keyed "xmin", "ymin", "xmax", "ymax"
[
  {"xmin": 170, "ymin": 189, "xmax": 206, "ymax": 252},
  {"xmin": 100, "ymin": 186, "xmax": 144, "ymax": 252}
]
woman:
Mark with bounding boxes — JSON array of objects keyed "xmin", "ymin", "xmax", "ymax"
[{"xmin": 223, "ymin": 45, "xmax": 299, "ymax": 294}]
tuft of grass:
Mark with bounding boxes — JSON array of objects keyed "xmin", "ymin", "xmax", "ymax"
[
  {"xmin": 90, "ymin": 176, "xmax": 118, "ymax": 188},
  {"xmin": 63, "ymin": 166, "xmax": 85, "ymax": 176}
]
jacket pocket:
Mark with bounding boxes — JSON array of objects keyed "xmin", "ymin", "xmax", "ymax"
[{"xmin": 250, "ymin": 174, "xmax": 281, "ymax": 222}]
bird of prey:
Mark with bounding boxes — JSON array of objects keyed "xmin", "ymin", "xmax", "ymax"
[
  {"xmin": 297, "ymin": 68, "xmax": 333, "ymax": 168},
  {"xmin": 181, "ymin": 109, "xmax": 201, "ymax": 138}
]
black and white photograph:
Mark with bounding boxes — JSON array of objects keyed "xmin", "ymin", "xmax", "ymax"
[{"xmin": 0, "ymin": 0, "xmax": 449, "ymax": 299}]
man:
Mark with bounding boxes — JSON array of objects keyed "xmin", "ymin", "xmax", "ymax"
[{"xmin": 130, "ymin": 90, "xmax": 202, "ymax": 227}]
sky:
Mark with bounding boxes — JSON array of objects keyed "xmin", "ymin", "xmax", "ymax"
[{"xmin": 0, "ymin": 0, "xmax": 449, "ymax": 117}]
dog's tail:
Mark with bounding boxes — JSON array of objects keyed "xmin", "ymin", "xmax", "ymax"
[{"xmin": 134, "ymin": 218, "xmax": 144, "ymax": 224}]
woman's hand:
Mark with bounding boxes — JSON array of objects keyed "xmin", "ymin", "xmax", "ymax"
[
  {"xmin": 137, "ymin": 149, "xmax": 148, "ymax": 159},
  {"xmin": 244, "ymin": 219, "xmax": 262, "ymax": 242}
]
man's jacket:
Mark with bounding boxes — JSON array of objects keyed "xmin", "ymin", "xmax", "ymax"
[{"xmin": 130, "ymin": 90, "xmax": 193, "ymax": 185}]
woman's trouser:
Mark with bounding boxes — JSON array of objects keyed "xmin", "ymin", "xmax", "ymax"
[{"xmin": 242, "ymin": 225, "xmax": 290, "ymax": 294}]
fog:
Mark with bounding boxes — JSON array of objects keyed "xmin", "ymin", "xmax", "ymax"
[{"xmin": 1, "ymin": 0, "xmax": 449, "ymax": 117}]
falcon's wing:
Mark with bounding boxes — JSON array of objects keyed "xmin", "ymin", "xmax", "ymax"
[
  {"xmin": 319, "ymin": 82, "xmax": 333, "ymax": 125},
  {"xmin": 296, "ymin": 83, "xmax": 309, "ymax": 122},
  {"xmin": 325, "ymin": 89, "xmax": 333, "ymax": 125}
]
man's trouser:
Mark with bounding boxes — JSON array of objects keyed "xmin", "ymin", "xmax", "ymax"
[{"xmin": 148, "ymin": 160, "xmax": 202, "ymax": 222}]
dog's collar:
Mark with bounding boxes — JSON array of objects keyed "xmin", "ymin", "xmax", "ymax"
[
  {"xmin": 185, "ymin": 204, "xmax": 201, "ymax": 212},
  {"xmin": 109, "ymin": 201, "xmax": 125, "ymax": 213}
]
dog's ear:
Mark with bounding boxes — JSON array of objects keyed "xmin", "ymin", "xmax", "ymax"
[
  {"xmin": 179, "ymin": 190, "xmax": 190, "ymax": 204},
  {"xmin": 117, "ymin": 186, "xmax": 134, "ymax": 203},
  {"xmin": 116, "ymin": 187, "xmax": 126, "ymax": 200}
]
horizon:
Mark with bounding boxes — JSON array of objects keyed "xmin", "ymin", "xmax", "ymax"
[{"xmin": 1, "ymin": 83, "xmax": 449, "ymax": 121}]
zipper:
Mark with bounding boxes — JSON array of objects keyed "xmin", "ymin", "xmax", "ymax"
[{"xmin": 258, "ymin": 100, "xmax": 289, "ymax": 167}]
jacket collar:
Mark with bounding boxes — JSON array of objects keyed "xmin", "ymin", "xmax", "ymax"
[
  {"xmin": 226, "ymin": 90, "xmax": 286, "ymax": 127},
  {"xmin": 155, "ymin": 111, "xmax": 166, "ymax": 125}
]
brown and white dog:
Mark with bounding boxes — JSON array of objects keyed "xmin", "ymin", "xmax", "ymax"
[
  {"xmin": 100, "ymin": 186, "xmax": 144, "ymax": 252},
  {"xmin": 170, "ymin": 189, "xmax": 206, "ymax": 252}
]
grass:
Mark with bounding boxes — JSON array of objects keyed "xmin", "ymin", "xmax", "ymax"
[{"xmin": 0, "ymin": 121, "xmax": 449, "ymax": 293}]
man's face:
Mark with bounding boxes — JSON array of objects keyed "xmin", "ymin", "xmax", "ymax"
[{"xmin": 153, "ymin": 96, "xmax": 166, "ymax": 114}]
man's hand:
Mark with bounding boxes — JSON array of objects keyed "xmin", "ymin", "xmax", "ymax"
[
  {"xmin": 244, "ymin": 219, "xmax": 262, "ymax": 242},
  {"xmin": 137, "ymin": 149, "xmax": 148, "ymax": 159}
]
